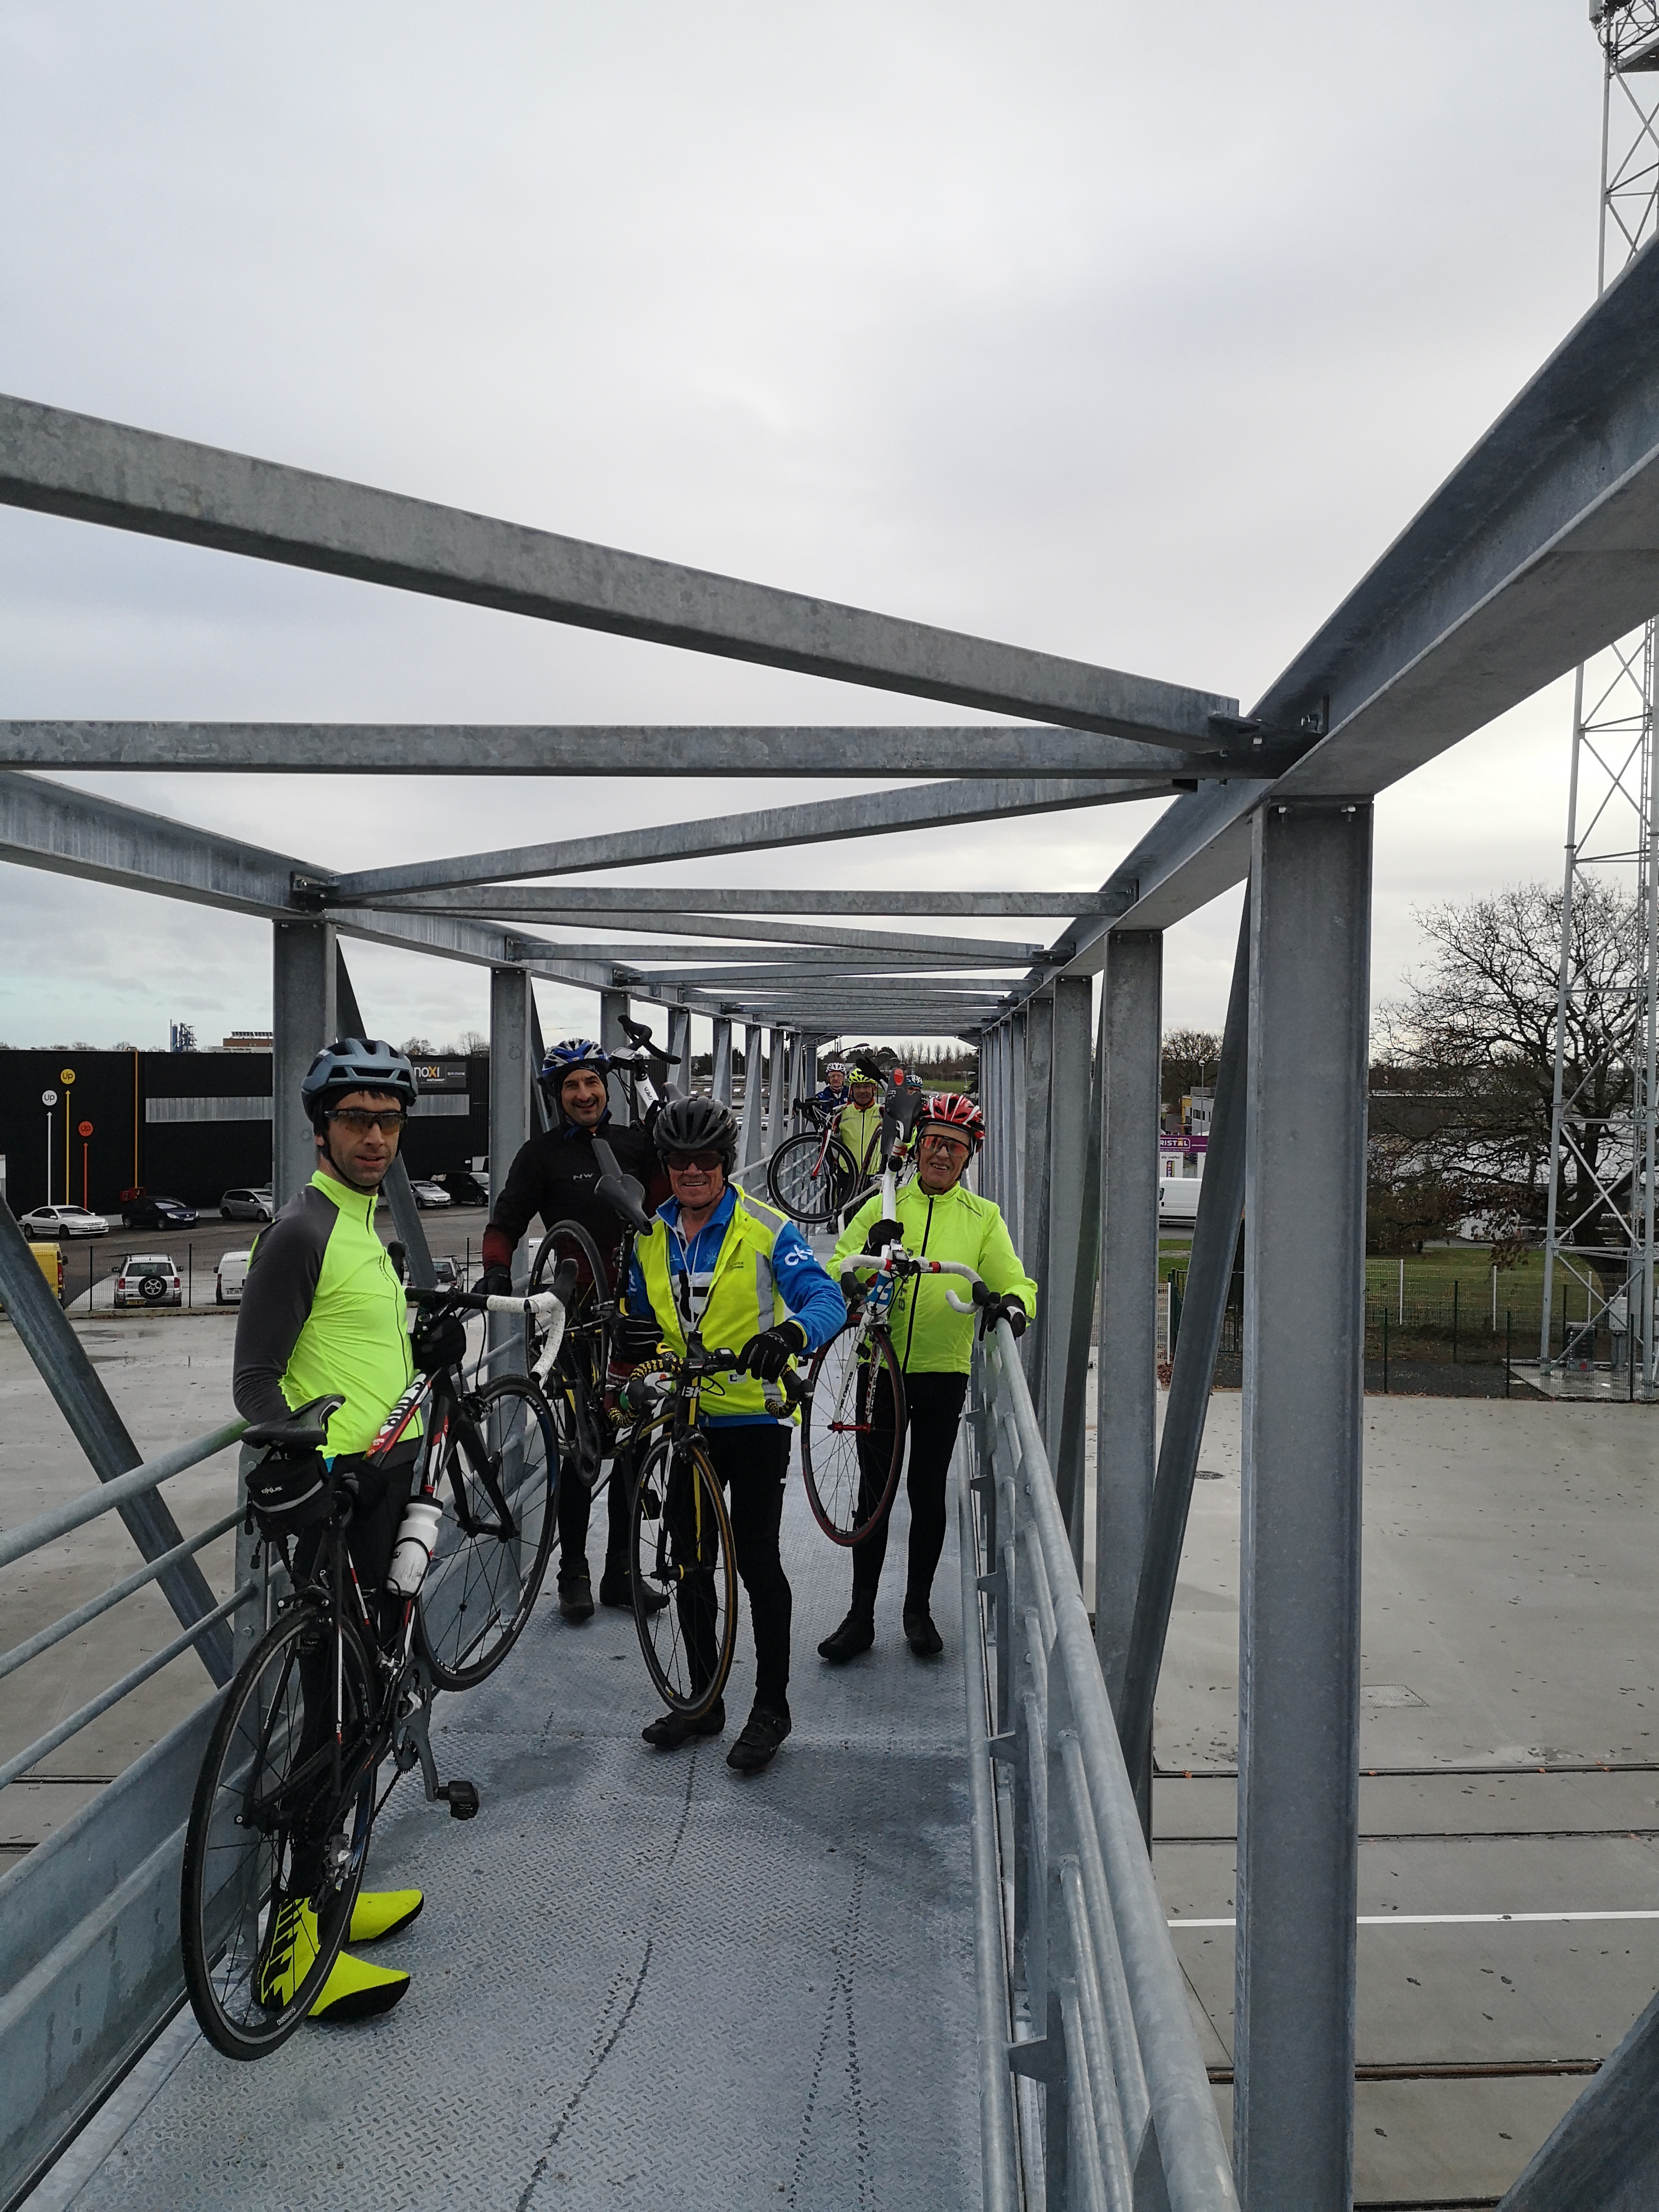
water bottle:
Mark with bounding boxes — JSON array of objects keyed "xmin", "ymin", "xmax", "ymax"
[{"xmin": 386, "ymin": 1497, "xmax": 444, "ymax": 1597}]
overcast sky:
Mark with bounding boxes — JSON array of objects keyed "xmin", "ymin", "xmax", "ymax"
[{"xmin": 0, "ymin": 1, "xmax": 1608, "ymax": 1058}]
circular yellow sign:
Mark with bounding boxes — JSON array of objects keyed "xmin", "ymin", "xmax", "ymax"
[{"xmin": 60, "ymin": 1066, "xmax": 75, "ymax": 1084}]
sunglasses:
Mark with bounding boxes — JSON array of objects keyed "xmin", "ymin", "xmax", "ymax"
[
  {"xmin": 665, "ymin": 1149, "xmax": 725, "ymax": 1173},
  {"xmin": 919, "ymin": 1131, "xmax": 970, "ymax": 1158},
  {"xmin": 326, "ymin": 1108, "xmax": 406, "ymax": 1135}
]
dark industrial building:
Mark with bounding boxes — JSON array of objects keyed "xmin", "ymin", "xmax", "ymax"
[{"xmin": 0, "ymin": 1050, "xmax": 491, "ymax": 1215}]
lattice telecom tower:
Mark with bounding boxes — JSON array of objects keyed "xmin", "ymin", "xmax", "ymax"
[{"xmin": 1539, "ymin": 0, "xmax": 1659, "ymax": 1384}]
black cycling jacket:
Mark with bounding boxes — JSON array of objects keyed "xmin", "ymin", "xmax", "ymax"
[{"xmin": 481, "ymin": 1115, "xmax": 666, "ymax": 1287}]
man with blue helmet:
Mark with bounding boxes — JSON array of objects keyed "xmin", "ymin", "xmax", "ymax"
[{"xmin": 479, "ymin": 1038, "xmax": 667, "ymax": 1620}]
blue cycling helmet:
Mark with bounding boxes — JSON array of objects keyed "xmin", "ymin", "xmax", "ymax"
[
  {"xmin": 300, "ymin": 1039, "xmax": 419, "ymax": 1128},
  {"xmin": 539, "ymin": 1037, "xmax": 612, "ymax": 1114}
]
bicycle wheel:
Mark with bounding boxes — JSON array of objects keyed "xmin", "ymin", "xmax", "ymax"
[
  {"xmin": 800, "ymin": 1321, "xmax": 906, "ymax": 1545},
  {"xmin": 630, "ymin": 1432, "xmax": 737, "ymax": 1716},
  {"xmin": 767, "ymin": 1132, "xmax": 858, "ymax": 1228},
  {"xmin": 416, "ymin": 1377, "xmax": 558, "ymax": 1689},
  {"xmin": 181, "ymin": 1605, "xmax": 377, "ymax": 2060},
  {"xmin": 531, "ymin": 1219, "xmax": 611, "ymax": 1486}
]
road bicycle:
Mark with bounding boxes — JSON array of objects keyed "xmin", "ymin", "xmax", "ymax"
[
  {"xmin": 766, "ymin": 1098, "xmax": 862, "ymax": 1228},
  {"xmin": 801, "ymin": 1200, "xmax": 986, "ymax": 1545},
  {"xmin": 180, "ymin": 1280, "xmax": 566, "ymax": 2060},
  {"xmin": 618, "ymin": 1330, "xmax": 804, "ymax": 1715}
]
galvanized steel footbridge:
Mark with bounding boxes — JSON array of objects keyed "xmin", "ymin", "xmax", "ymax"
[{"xmin": 7, "ymin": 212, "xmax": 1659, "ymax": 2209}]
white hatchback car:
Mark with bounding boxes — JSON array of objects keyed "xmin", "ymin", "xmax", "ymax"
[
  {"xmin": 216, "ymin": 1249, "xmax": 253, "ymax": 1306},
  {"xmin": 114, "ymin": 1254, "xmax": 182, "ymax": 1308}
]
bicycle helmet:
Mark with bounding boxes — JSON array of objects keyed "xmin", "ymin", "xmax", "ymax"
[
  {"xmin": 653, "ymin": 1095, "xmax": 740, "ymax": 1171},
  {"xmin": 300, "ymin": 1039, "xmax": 418, "ymax": 1127},
  {"xmin": 917, "ymin": 1092, "xmax": 986, "ymax": 1153},
  {"xmin": 847, "ymin": 1064, "xmax": 879, "ymax": 1088},
  {"xmin": 540, "ymin": 1037, "xmax": 611, "ymax": 1090}
]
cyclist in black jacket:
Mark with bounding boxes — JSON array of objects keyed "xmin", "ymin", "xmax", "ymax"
[{"xmin": 479, "ymin": 1038, "xmax": 668, "ymax": 1621}]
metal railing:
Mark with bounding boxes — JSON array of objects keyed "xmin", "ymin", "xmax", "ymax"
[
  {"xmin": 963, "ymin": 1318, "xmax": 1238, "ymax": 2212},
  {"xmin": 0, "ymin": 1418, "xmax": 251, "ymax": 1794}
]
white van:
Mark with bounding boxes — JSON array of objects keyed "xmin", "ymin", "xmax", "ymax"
[
  {"xmin": 1157, "ymin": 1175, "xmax": 1203, "ymax": 1228},
  {"xmin": 216, "ymin": 1249, "xmax": 253, "ymax": 1306}
]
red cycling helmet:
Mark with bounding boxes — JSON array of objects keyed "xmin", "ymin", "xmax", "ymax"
[{"xmin": 918, "ymin": 1092, "xmax": 985, "ymax": 1153}]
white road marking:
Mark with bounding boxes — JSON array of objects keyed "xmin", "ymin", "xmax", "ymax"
[{"xmin": 1168, "ymin": 1910, "xmax": 1659, "ymax": 1930}]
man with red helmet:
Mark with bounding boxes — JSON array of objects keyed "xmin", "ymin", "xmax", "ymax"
[{"xmin": 823, "ymin": 1091, "xmax": 1036, "ymax": 1663}]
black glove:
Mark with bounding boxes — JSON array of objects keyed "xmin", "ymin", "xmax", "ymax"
[
  {"xmin": 862, "ymin": 1219, "xmax": 904, "ymax": 1257},
  {"xmin": 735, "ymin": 1318, "xmax": 808, "ymax": 1382},
  {"xmin": 981, "ymin": 1293, "xmax": 1029, "ymax": 1340},
  {"xmin": 478, "ymin": 1264, "xmax": 514, "ymax": 1299}
]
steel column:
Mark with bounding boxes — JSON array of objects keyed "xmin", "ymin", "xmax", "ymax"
[
  {"xmin": 711, "ymin": 1017, "xmax": 734, "ymax": 1106},
  {"xmin": 1233, "ymin": 803, "xmax": 1372, "ymax": 2210},
  {"xmin": 489, "ymin": 966, "xmax": 533, "ymax": 1225},
  {"xmin": 599, "ymin": 988, "xmax": 632, "ymax": 1124},
  {"xmin": 1044, "ymin": 976, "xmax": 1097, "ymax": 1556},
  {"xmin": 1020, "ymin": 995, "xmax": 1055, "ymax": 1401},
  {"xmin": 1007, "ymin": 1009, "xmax": 1028, "ymax": 1254},
  {"xmin": 666, "ymin": 1005, "xmax": 691, "ymax": 1092},
  {"xmin": 1094, "ymin": 932, "xmax": 1162, "ymax": 1718},
  {"xmin": 271, "ymin": 918, "xmax": 336, "ymax": 1208},
  {"xmin": 739, "ymin": 1023, "xmax": 765, "ymax": 1165},
  {"xmin": 1118, "ymin": 896, "xmax": 1249, "ymax": 1822},
  {"xmin": 766, "ymin": 1027, "xmax": 789, "ymax": 1151}
]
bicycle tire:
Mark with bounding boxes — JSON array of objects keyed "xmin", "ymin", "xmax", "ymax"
[
  {"xmin": 416, "ymin": 1376, "xmax": 558, "ymax": 1689},
  {"xmin": 800, "ymin": 1321, "xmax": 906, "ymax": 1545},
  {"xmin": 181, "ymin": 1604, "xmax": 377, "ymax": 2060},
  {"xmin": 530, "ymin": 1217, "xmax": 612, "ymax": 1487},
  {"xmin": 767, "ymin": 1131, "xmax": 858, "ymax": 1227},
  {"xmin": 630, "ymin": 1432, "xmax": 737, "ymax": 1716}
]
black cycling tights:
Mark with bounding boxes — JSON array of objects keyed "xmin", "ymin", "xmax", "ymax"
[{"xmin": 851, "ymin": 1371, "xmax": 969, "ymax": 1613}]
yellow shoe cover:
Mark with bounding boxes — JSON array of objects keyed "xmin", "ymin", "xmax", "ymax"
[
  {"xmin": 308, "ymin": 1947, "xmax": 410, "ymax": 2024},
  {"xmin": 348, "ymin": 1888, "xmax": 424, "ymax": 1944}
]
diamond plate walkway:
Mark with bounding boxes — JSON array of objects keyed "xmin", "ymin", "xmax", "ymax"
[{"xmin": 50, "ymin": 1466, "xmax": 979, "ymax": 2212}]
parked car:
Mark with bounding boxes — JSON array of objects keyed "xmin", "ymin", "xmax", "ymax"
[
  {"xmin": 431, "ymin": 1255, "xmax": 461, "ymax": 1289},
  {"xmin": 122, "ymin": 1194, "xmax": 197, "ymax": 1230},
  {"xmin": 19, "ymin": 1204, "xmax": 109, "ymax": 1239},
  {"xmin": 220, "ymin": 1187, "xmax": 274, "ymax": 1223},
  {"xmin": 0, "ymin": 1242, "xmax": 65, "ymax": 1312},
  {"xmin": 114, "ymin": 1253, "xmax": 183, "ymax": 1309},
  {"xmin": 430, "ymin": 1168, "xmax": 488, "ymax": 1207},
  {"xmin": 409, "ymin": 1180, "xmax": 453, "ymax": 1209},
  {"xmin": 215, "ymin": 1249, "xmax": 252, "ymax": 1306}
]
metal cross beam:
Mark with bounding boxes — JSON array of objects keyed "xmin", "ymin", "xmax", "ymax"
[
  {"xmin": 362, "ymin": 895, "xmax": 1053, "ymax": 962},
  {"xmin": 319, "ymin": 776, "xmax": 1165, "ymax": 901},
  {"xmin": 0, "ymin": 720, "xmax": 1286, "ymax": 781},
  {"xmin": 364, "ymin": 886, "xmax": 1112, "ymax": 917},
  {"xmin": 0, "ymin": 394, "xmax": 1238, "ymax": 747}
]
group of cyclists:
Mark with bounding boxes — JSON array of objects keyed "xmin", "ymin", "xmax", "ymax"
[{"xmin": 230, "ymin": 1027, "xmax": 1035, "ymax": 2030}]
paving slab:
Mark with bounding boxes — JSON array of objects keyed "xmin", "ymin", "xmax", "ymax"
[{"xmin": 41, "ymin": 1459, "xmax": 979, "ymax": 2212}]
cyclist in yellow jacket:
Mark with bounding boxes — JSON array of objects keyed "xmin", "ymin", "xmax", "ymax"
[
  {"xmin": 624, "ymin": 1095, "xmax": 845, "ymax": 1773},
  {"xmin": 834, "ymin": 1066, "xmax": 886, "ymax": 1183},
  {"xmin": 820, "ymin": 1092, "xmax": 1035, "ymax": 1664}
]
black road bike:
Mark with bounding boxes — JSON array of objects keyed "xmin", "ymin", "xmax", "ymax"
[{"xmin": 180, "ymin": 1281, "xmax": 566, "ymax": 2060}]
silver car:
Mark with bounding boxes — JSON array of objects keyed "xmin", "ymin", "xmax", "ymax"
[
  {"xmin": 20, "ymin": 1203, "xmax": 109, "ymax": 1239},
  {"xmin": 220, "ymin": 1187, "xmax": 275, "ymax": 1223}
]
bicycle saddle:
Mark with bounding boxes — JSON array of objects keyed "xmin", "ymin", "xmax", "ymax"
[{"xmin": 243, "ymin": 1393, "xmax": 346, "ymax": 1452}]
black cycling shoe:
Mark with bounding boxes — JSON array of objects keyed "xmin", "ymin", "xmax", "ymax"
[
  {"xmin": 903, "ymin": 1607, "xmax": 944, "ymax": 1658},
  {"xmin": 558, "ymin": 1572, "xmax": 595, "ymax": 1624},
  {"xmin": 642, "ymin": 1700, "xmax": 725, "ymax": 1750},
  {"xmin": 727, "ymin": 1704, "xmax": 792, "ymax": 1774},
  {"xmin": 600, "ymin": 1566, "xmax": 668, "ymax": 1616},
  {"xmin": 817, "ymin": 1609, "xmax": 875, "ymax": 1665}
]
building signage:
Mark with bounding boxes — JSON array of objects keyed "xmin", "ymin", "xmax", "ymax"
[{"xmin": 411, "ymin": 1061, "xmax": 468, "ymax": 1092}]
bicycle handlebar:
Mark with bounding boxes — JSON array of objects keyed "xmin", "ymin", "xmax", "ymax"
[{"xmin": 841, "ymin": 1254, "xmax": 987, "ymax": 1313}]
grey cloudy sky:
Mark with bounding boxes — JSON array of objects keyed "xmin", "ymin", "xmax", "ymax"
[{"xmin": 0, "ymin": 1, "xmax": 1606, "ymax": 1054}]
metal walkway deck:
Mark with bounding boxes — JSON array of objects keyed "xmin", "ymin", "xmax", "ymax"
[{"xmin": 43, "ymin": 1477, "xmax": 978, "ymax": 2212}]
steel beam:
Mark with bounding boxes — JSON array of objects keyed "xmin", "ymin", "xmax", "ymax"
[
  {"xmin": 711, "ymin": 1017, "xmax": 734, "ymax": 1106},
  {"xmin": 1118, "ymin": 896, "xmax": 1250, "ymax": 1822},
  {"xmin": 0, "ymin": 393, "xmax": 1238, "ymax": 745},
  {"xmin": 1041, "ymin": 975, "xmax": 1095, "ymax": 1556},
  {"xmin": 1094, "ymin": 932, "xmax": 1162, "ymax": 1726},
  {"xmin": 371, "ymin": 895, "xmax": 1052, "ymax": 963},
  {"xmin": 0, "ymin": 1192, "xmax": 232, "ymax": 1684},
  {"xmin": 1500, "ymin": 1981, "xmax": 1659, "ymax": 2209},
  {"xmin": 489, "ymin": 967, "xmax": 533, "ymax": 1222},
  {"xmin": 1234, "ymin": 803, "xmax": 1372, "ymax": 2209},
  {"xmin": 1020, "ymin": 994, "xmax": 1055, "ymax": 1409},
  {"xmin": 370, "ymin": 886, "xmax": 1111, "ymax": 918},
  {"xmin": 665, "ymin": 1005, "xmax": 691, "ymax": 1094},
  {"xmin": 738, "ymin": 1023, "xmax": 764, "ymax": 1164},
  {"xmin": 272, "ymin": 919, "xmax": 335, "ymax": 1209},
  {"xmin": 766, "ymin": 1028, "xmax": 789, "ymax": 1152},
  {"xmin": 0, "ymin": 720, "xmax": 1281, "ymax": 780},
  {"xmin": 323, "ymin": 777, "xmax": 1168, "ymax": 901}
]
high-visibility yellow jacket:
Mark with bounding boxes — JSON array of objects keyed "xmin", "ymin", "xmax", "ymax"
[
  {"xmin": 835, "ymin": 1099, "xmax": 886, "ymax": 1176},
  {"xmin": 833, "ymin": 1178, "xmax": 1037, "ymax": 1376}
]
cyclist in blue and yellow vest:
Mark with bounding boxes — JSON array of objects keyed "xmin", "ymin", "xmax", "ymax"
[{"xmin": 624, "ymin": 1095, "xmax": 844, "ymax": 1773}]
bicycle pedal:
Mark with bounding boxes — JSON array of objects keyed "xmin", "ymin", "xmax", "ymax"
[{"xmin": 439, "ymin": 1779, "xmax": 480, "ymax": 1820}]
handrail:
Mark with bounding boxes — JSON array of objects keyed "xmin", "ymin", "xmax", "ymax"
[
  {"xmin": 0, "ymin": 1416, "xmax": 246, "ymax": 1573},
  {"xmin": 963, "ymin": 1317, "xmax": 1239, "ymax": 2212}
]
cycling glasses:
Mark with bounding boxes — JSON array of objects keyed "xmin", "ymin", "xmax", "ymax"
[
  {"xmin": 324, "ymin": 1107, "xmax": 407, "ymax": 1135},
  {"xmin": 919, "ymin": 1129, "xmax": 971, "ymax": 1159},
  {"xmin": 664, "ymin": 1149, "xmax": 726, "ymax": 1172}
]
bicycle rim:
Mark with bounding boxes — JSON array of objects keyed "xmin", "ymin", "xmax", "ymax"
[
  {"xmin": 531, "ymin": 1219, "xmax": 611, "ymax": 1483},
  {"xmin": 181, "ymin": 1608, "xmax": 376, "ymax": 2060},
  {"xmin": 767, "ymin": 1132, "xmax": 856, "ymax": 1227},
  {"xmin": 416, "ymin": 1379, "xmax": 557, "ymax": 1689},
  {"xmin": 801, "ymin": 1323, "xmax": 906, "ymax": 1544},
  {"xmin": 630, "ymin": 1435, "xmax": 737, "ymax": 1715}
]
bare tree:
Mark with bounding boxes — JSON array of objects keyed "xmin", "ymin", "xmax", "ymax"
[
  {"xmin": 1374, "ymin": 880, "xmax": 1640, "ymax": 1238},
  {"xmin": 1161, "ymin": 1027, "xmax": 1222, "ymax": 1117}
]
